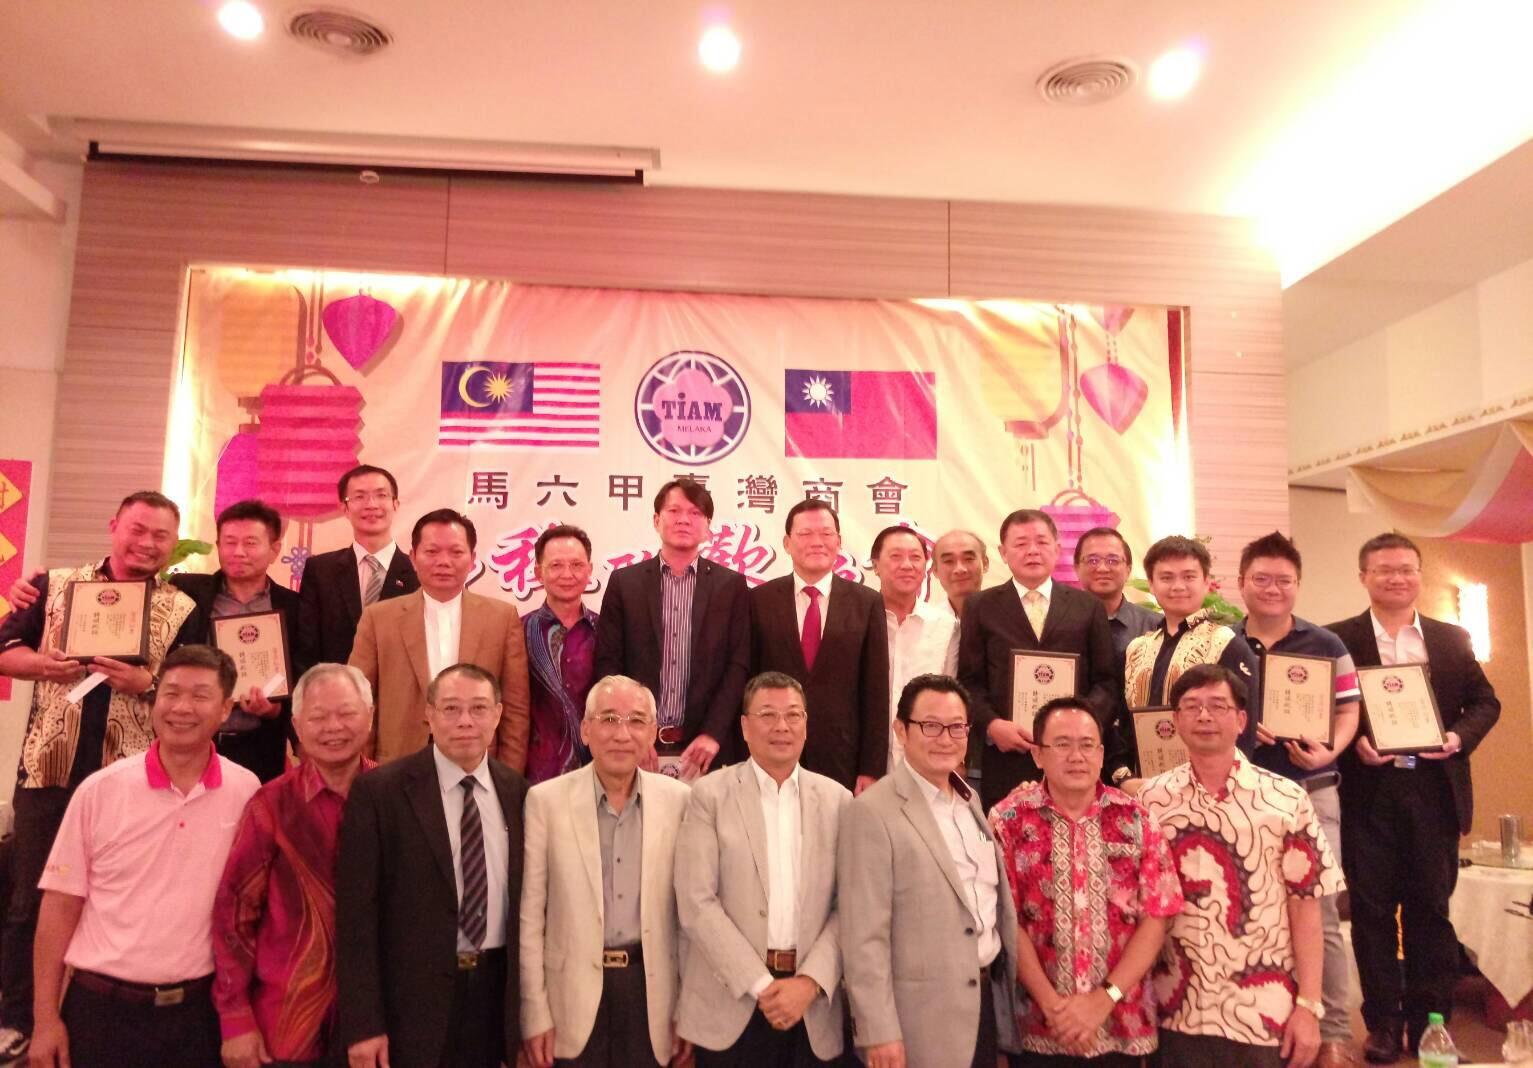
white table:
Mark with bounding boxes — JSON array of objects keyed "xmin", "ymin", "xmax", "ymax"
[{"xmin": 1451, "ymin": 863, "xmax": 1533, "ymax": 1007}]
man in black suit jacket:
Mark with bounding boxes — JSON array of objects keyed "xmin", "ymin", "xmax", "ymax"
[
  {"xmin": 594, "ymin": 478, "xmax": 750, "ymax": 779},
  {"xmin": 337, "ymin": 663, "xmax": 528, "ymax": 1068},
  {"xmin": 296, "ymin": 464, "xmax": 419, "ymax": 675},
  {"xmin": 959, "ymin": 509, "xmax": 1117, "ymax": 811},
  {"xmin": 1327, "ymin": 532, "xmax": 1500, "ymax": 1063},
  {"xmin": 750, "ymin": 499, "xmax": 889, "ymax": 793}
]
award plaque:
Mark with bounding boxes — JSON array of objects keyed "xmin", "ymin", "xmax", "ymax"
[
  {"xmin": 1132, "ymin": 707, "xmax": 1188, "ymax": 778},
  {"xmin": 1260, "ymin": 651, "xmax": 1336, "ymax": 745},
  {"xmin": 1356, "ymin": 663, "xmax": 1446, "ymax": 754},
  {"xmin": 211, "ymin": 611, "xmax": 292, "ymax": 700},
  {"xmin": 59, "ymin": 579, "xmax": 153, "ymax": 664},
  {"xmin": 1010, "ymin": 650, "xmax": 1078, "ymax": 725}
]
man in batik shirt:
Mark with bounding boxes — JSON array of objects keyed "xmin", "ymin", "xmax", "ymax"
[
  {"xmin": 522, "ymin": 525, "xmax": 599, "ymax": 783},
  {"xmin": 993, "ymin": 697, "xmax": 1183, "ymax": 1067}
]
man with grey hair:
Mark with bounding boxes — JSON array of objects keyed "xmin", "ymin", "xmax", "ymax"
[
  {"xmin": 212, "ymin": 663, "xmax": 377, "ymax": 1068},
  {"xmin": 520, "ymin": 676, "xmax": 692, "ymax": 1068}
]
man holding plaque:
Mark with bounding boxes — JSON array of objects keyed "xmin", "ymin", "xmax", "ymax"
[
  {"xmin": 0, "ymin": 490, "xmax": 202, "ymax": 1065},
  {"xmin": 959, "ymin": 509, "xmax": 1116, "ymax": 812},
  {"xmin": 1327, "ymin": 533, "xmax": 1501, "ymax": 1064},
  {"xmin": 1236, "ymin": 532, "xmax": 1361, "ymax": 1067}
]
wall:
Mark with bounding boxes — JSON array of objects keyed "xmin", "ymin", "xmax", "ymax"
[{"xmin": 1289, "ymin": 486, "xmax": 1387, "ymax": 624}]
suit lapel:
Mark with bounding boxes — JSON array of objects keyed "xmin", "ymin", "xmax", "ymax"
[
  {"xmin": 894, "ymin": 765, "xmax": 970, "ymax": 910},
  {"xmin": 398, "ymin": 594, "xmax": 433, "ymax": 695},
  {"xmin": 731, "ymin": 762, "xmax": 771, "ymax": 901},
  {"xmin": 459, "ymin": 592, "xmax": 484, "ymax": 666},
  {"xmin": 1038, "ymin": 584, "xmax": 1069, "ymax": 644},
  {"xmin": 568, "ymin": 766, "xmax": 605, "ymax": 919},
  {"xmin": 383, "ymin": 546, "xmax": 415, "ymax": 599},
  {"xmin": 1000, "ymin": 582, "xmax": 1037, "ymax": 645},
  {"xmin": 339, "ymin": 551, "xmax": 364, "ymax": 626},
  {"xmin": 689, "ymin": 561, "xmax": 715, "ymax": 652},
  {"xmin": 796, "ymin": 773, "xmax": 821, "ymax": 946},
  {"xmin": 404, "ymin": 751, "xmax": 458, "ymax": 894},
  {"xmin": 780, "ymin": 578, "xmax": 810, "ymax": 676},
  {"xmin": 641, "ymin": 558, "xmax": 664, "ymax": 650},
  {"xmin": 1350, "ymin": 610, "xmax": 1383, "ymax": 667}
]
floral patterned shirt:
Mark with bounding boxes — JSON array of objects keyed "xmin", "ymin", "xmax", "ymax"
[
  {"xmin": 991, "ymin": 781, "xmax": 1184, "ymax": 1056},
  {"xmin": 1139, "ymin": 755, "xmax": 1343, "ymax": 1046}
]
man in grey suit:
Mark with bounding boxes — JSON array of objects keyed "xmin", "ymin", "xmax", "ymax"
[
  {"xmin": 839, "ymin": 674, "xmax": 1020, "ymax": 1068},
  {"xmin": 675, "ymin": 671, "xmax": 851, "ymax": 1066}
]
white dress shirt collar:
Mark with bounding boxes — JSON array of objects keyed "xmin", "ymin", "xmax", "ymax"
[
  {"xmin": 1370, "ymin": 609, "xmax": 1423, "ymax": 641},
  {"xmin": 353, "ymin": 540, "xmax": 398, "ymax": 571},
  {"xmin": 749, "ymin": 758, "xmax": 801, "ymax": 796},
  {"xmin": 1011, "ymin": 576, "xmax": 1054, "ymax": 603},
  {"xmin": 793, "ymin": 571, "xmax": 834, "ymax": 600},
  {"xmin": 433, "ymin": 743, "xmax": 490, "ymax": 794}
]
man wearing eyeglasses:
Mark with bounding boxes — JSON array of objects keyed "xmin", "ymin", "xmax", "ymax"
[
  {"xmin": 674, "ymin": 672, "xmax": 851, "ymax": 1065},
  {"xmin": 1073, "ymin": 527, "xmax": 1159, "ymax": 668},
  {"xmin": 991, "ymin": 697, "xmax": 1182, "ymax": 1067},
  {"xmin": 519, "ymin": 675, "xmax": 692, "ymax": 1068},
  {"xmin": 839, "ymin": 674, "xmax": 1021, "ymax": 1068},
  {"xmin": 1235, "ymin": 533, "xmax": 1362, "ymax": 1068},
  {"xmin": 1325, "ymin": 533, "xmax": 1500, "ymax": 1064},
  {"xmin": 296, "ymin": 465, "xmax": 419, "ymax": 676},
  {"xmin": 1139, "ymin": 664, "xmax": 1339, "ymax": 1068}
]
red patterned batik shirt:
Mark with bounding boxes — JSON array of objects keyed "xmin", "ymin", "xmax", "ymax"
[
  {"xmin": 1139, "ymin": 755, "xmax": 1343, "ymax": 1047},
  {"xmin": 991, "ymin": 782, "xmax": 1184, "ymax": 1056}
]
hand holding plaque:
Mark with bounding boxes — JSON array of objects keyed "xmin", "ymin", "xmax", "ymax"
[
  {"xmin": 1356, "ymin": 663, "xmax": 1446, "ymax": 755},
  {"xmin": 211, "ymin": 611, "xmax": 292, "ymax": 701},
  {"xmin": 1010, "ymin": 651, "xmax": 1078, "ymax": 725},
  {"xmin": 59, "ymin": 579, "xmax": 153, "ymax": 665},
  {"xmin": 1260, "ymin": 652, "xmax": 1336, "ymax": 745}
]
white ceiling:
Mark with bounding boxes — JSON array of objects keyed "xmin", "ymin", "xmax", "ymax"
[{"xmin": 2, "ymin": 0, "xmax": 1532, "ymax": 285}]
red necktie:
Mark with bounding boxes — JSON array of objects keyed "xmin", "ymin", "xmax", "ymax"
[{"xmin": 801, "ymin": 586, "xmax": 822, "ymax": 672}]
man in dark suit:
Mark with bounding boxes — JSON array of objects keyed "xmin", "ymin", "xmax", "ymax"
[
  {"xmin": 959, "ymin": 508, "xmax": 1117, "ymax": 811},
  {"xmin": 594, "ymin": 478, "xmax": 750, "ymax": 780},
  {"xmin": 296, "ymin": 464, "xmax": 419, "ymax": 676},
  {"xmin": 337, "ymin": 662, "xmax": 527, "ymax": 1068},
  {"xmin": 750, "ymin": 499, "xmax": 889, "ymax": 794},
  {"xmin": 1327, "ymin": 532, "xmax": 1500, "ymax": 1064}
]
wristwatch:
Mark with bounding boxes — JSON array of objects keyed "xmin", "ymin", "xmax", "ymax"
[
  {"xmin": 1110, "ymin": 767, "xmax": 1132, "ymax": 786},
  {"xmin": 1104, "ymin": 983, "xmax": 1124, "ymax": 1004},
  {"xmin": 1294, "ymin": 995, "xmax": 1325, "ymax": 1020}
]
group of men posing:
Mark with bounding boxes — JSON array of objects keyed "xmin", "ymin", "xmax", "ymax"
[{"xmin": 0, "ymin": 464, "xmax": 1501, "ymax": 1068}]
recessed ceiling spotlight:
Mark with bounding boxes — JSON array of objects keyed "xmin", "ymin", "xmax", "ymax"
[
  {"xmin": 699, "ymin": 25, "xmax": 741, "ymax": 73},
  {"xmin": 217, "ymin": 0, "xmax": 265, "ymax": 40},
  {"xmin": 1148, "ymin": 46, "xmax": 1202, "ymax": 100}
]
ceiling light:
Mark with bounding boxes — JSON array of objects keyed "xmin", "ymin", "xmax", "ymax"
[
  {"xmin": 218, "ymin": 1, "xmax": 265, "ymax": 40},
  {"xmin": 1147, "ymin": 46, "xmax": 1201, "ymax": 101},
  {"xmin": 699, "ymin": 26, "xmax": 741, "ymax": 73}
]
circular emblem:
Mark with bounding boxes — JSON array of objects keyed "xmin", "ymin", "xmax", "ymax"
[
  {"xmin": 238, "ymin": 624, "xmax": 260, "ymax": 644},
  {"xmin": 1382, "ymin": 674, "xmax": 1404, "ymax": 694},
  {"xmin": 1155, "ymin": 719, "xmax": 1177, "ymax": 740},
  {"xmin": 634, "ymin": 350, "xmax": 751, "ymax": 466},
  {"xmin": 1033, "ymin": 664, "xmax": 1055, "ymax": 685},
  {"xmin": 95, "ymin": 589, "xmax": 120, "ymax": 606},
  {"xmin": 1286, "ymin": 664, "xmax": 1309, "ymax": 685}
]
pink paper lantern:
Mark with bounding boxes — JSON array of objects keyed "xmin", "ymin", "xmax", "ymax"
[
  {"xmin": 255, "ymin": 384, "xmax": 364, "ymax": 519},
  {"xmin": 214, "ymin": 430, "xmax": 262, "ymax": 518},
  {"xmin": 1042, "ymin": 491, "xmax": 1120, "ymax": 588},
  {"xmin": 1079, "ymin": 363, "xmax": 1149, "ymax": 434},
  {"xmin": 321, "ymin": 293, "xmax": 398, "ymax": 371}
]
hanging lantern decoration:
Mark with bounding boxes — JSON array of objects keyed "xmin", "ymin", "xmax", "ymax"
[
  {"xmin": 1079, "ymin": 304, "xmax": 1149, "ymax": 434},
  {"xmin": 255, "ymin": 370, "xmax": 364, "ymax": 519},
  {"xmin": 321, "ymin": 292, "xmax": 399, "ymax": 371},
  {"xmin": 213, "ymin": 429, "xmax": 262, "ymax": 518}
]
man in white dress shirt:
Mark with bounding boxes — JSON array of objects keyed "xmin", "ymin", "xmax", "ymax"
[
  {"xmin": 675, "ymin": 671, "xmax": 851, "ymax": 1066},
  {"xmin": 871, "ymin": 527, "xmax": 958, "ymax": 771}
]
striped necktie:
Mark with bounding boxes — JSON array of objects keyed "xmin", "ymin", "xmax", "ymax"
[
  {"xmin": 458, "ymin": 777, "xmax": 488, "ymax": 949},
  {"xmin": 362, "ymin": 554, "xmax": 385, "ymax": 607}
]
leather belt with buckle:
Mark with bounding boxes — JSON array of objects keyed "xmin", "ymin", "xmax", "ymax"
[
  {"xmin": 603, "ymin": 949, "xmax": 631, "ymax": 968},
  {"xmin": 457, "ymin": 951, "xmax": 481, "ymax": 971},
  {"xmin": 1302, "ymin": 771, "xmax": 1341, "ymax": 793},
  {"xmin": 656, "ymin": 725, "xmax": 684, "ymax": 745},
  {"xmin": 765, "ymin": 948, "xmax": 797, "ymax": 972},
  {"xmin": 70, "ymin": 969, "xmax": 212, "ymax": 1007}
]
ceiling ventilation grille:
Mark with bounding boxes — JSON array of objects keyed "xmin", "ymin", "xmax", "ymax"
[
  {"xmin": 287, "ymin": 8, "xmax": 392, "ymax": 57},
  {"xmin": 1036, "ymin": 57, "xmax": 1138, "ymax": 106}
]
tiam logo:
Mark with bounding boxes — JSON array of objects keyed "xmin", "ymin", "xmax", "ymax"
[{"xmin": 634, "ymin": 350, "xmax": 751, "ymax": 465}]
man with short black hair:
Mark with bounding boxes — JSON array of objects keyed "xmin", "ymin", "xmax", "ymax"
[
  {"xmin": 595, "ymin": 479, "xmax": 750, "ymax": 780},
  {"xmin": 524, "ymin": 524, "xmax": 599, "ymax": 783},
  {"xmin": 1073, "ymin": 527, "xmax": 1158, "ymax": 664},
  {"xmin": 30, "ymin": 644, "xmax": 261, "ymax": 1068},
  {"xmin": 296, "ymin": 464, "xmax": 419, "ymax": 676},
  {"xmin": 0, "ymin": 490, "xmax": 203, "ymax": 1062},
  {"xmin": 350, "ymin": 510, "xmax": 530, "ymax": 767},
  {"xmin": 752, "ymin": 499, "xmax": 890, "ymax": 793},
  {"xmin": 871, "ymin": 525, "xmax": 957, "ymax": 771},
  {"xmin": 1326, "ymin": 533, "xmax": 1500, "ymax": 1063}
]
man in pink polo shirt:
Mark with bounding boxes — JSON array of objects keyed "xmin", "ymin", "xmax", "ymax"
[{"xmin": 29, "ymin": 645, "xmax": 261, "ymax": 1068}]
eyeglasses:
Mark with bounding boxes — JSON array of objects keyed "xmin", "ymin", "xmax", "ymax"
[
  {"xmin": 906, "ymin": 719, "xmax": 971, "ymax": 740},
  {"xmin": 345, "ymin": 490, "xmax": 395, "ymax": 505},
  {"xmin": 747, "ymin": 710, "xmax": 806, "ymax": 727},
  {"xmin": 1245, "ymin": 574, "xmax": 1296, "ymax": 589},
  {"xmin": 1366, "ymin": 566, "xmax": 1420, "ymax": 579},
  {"xmin": 1081, "ymin": 555, "xmax": 1125, "ymax": 570},
  {"xmin": 1040, "ymin": 739, "xmax": 1101, "ymax": 755},
  {"xmin": 590, "ymin": 713, "xmax": 655, "ymax": 733},
  {"xmin": 789, "ymin": 528, "xmax": 839, "ymax": 542},
  {"xmin": 1175, "ymin": 700, "xmax": 1239, "ymax": 716},
  {"xmin": 434, "ymin": 703, "xmax": 496, "ymax": 722}
]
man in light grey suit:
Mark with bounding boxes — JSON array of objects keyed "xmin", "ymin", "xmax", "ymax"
[
  {"xmin": 839, "ymin": 674, "xmax": 1020, "ymax": 1068},
  {"xmin": 519, "ymin": 675, "xmax": 693, "ymax": 1068},
  {"xmin": 675, "ymin": 671, "xmax": 851, "ymax": 1066}
]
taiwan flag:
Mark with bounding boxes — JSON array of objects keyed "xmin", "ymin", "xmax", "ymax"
[{"xmin": 784, "ymin": 369, "xmax": 937, "ymax": 459}]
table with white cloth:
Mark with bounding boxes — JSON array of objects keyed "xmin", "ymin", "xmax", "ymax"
[{"xmin": 1451, "ymin": 863, "xmax": 1533, "ymax": 1012}]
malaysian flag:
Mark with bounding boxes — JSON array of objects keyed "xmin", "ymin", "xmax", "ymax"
[{"xmin": 438, "ymin": 361, "xmax": 600, "ymax": 449}]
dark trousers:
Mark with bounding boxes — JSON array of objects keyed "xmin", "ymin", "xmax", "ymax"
[
  {"xmin": 1341, "ymin": 766, "xmax": 1460, "ymax": 1036},
  {"xmin": 60, "ymin": 974, "xmax": 221, "ymax": 1068},
  {"xmin": 1017, "ymin": 1053, "xmax": 1141, "ymax": 1067},
  {"xmin": 1152, "ymin": 1031, "xmax": 1280, "ymax": 1068},
  {"xmin": 695, "ymin": 1008, "xmax": 828, "ymax": 1068},
  {"xmin": 215, "ymin": 724, "xmax": 288, "ymax": 783},
  {"xmin": 1, "ymin": 786, "xmax": 72, "ymax": 1033},
  {"xmin": 438, "ymin": 947, "xmax": 507, "ymax": 1068},
  {"xmin": 971, "ymin": 970, "xmax": 999, "ymax": 1068},
  {"xmin": 556, "ymin": 948, "xmax": 663, "ymax": 1068}
]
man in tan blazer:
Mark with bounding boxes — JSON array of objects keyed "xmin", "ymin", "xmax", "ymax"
[
  {"xmin": 519, "ymin": 675, "xmax": 692, "ymax": 1068},
  {"xmin": 674, "ymin": 671, "xmax": 850, "ymax": 1065},
  {"xmin": 839, "ymin": 673, "xmax": 1021, "ymax": 1068},
  {"xmin": 349, "ymin": 509, "xmax": 530, "ymax": 769}
]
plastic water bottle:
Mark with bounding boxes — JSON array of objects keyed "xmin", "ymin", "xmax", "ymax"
[{"xmin": 1417, "ymin": 1012, "xmax": 1459, "ymax": 1068}]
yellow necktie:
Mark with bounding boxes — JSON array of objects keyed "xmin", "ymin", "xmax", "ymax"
[{"xmin": 1024, "ymin": 589, "xmax": 1046, "ymax": 638}]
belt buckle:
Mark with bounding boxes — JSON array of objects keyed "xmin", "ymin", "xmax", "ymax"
[
  {"xmin": 1393, "ymin": 755, "xmax": 1417, "ymax": 770},
  {"xmin": 153, "ymin": 985, "xmax": 185, "ymax": 1007},
  {"xmin": 656, "ymin": 725, "xmax": 683, "ymax": 745},
  {"xmin": 457, "ymin": 951, "xmax": 480, "ymax": 971},
  {"xmin": 766, "ymin": 949, "xmax": 795, "ymax": 972},
  {"xmin": 603, "ymin": 949, "xmax": 629, "ymax": 968}
]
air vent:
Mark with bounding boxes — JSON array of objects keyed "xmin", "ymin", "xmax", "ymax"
[
  {"xmin": 1036, "ymin": 57, "xmax": 1138, "ymax": 106},
  {"xmin": 287, "ymin": 8, "xmax": 392, "ymax": 57}
]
